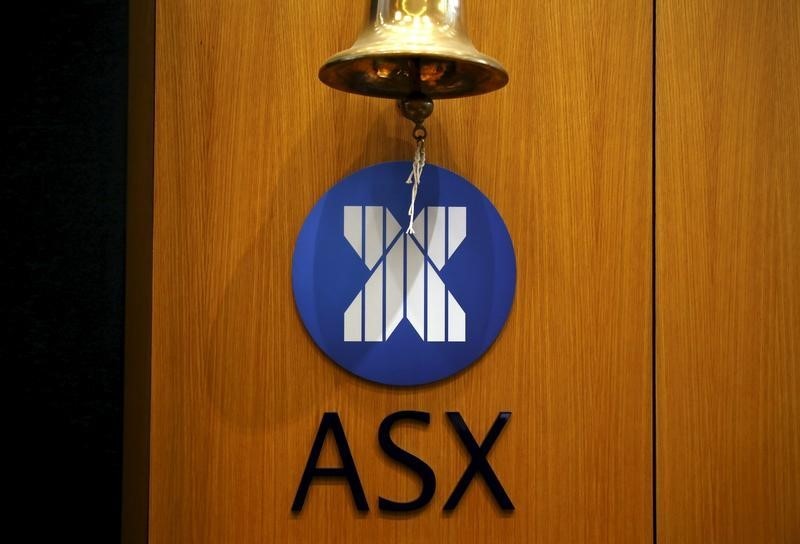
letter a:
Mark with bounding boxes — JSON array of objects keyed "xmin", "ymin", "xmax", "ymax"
[{"xmin": 291, "ymin": 412, "xmax": 369, "ymax": 512}]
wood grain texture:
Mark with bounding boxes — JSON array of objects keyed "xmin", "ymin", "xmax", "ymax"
[
  {"xmin": 144, "ymin": 0, "xmax": 652, "ymax": 541},
  {"xmin": 657, "ymin": 1, "xmax": 800, "ymax": 542}
]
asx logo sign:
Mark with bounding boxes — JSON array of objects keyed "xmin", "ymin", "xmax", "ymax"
[
  {"xmin": 342, "ymin": 205, "xmax": 466, "ymax": 343},
  {"xmin": 292, "ymin": 162, "xmax": 516, "ymax": 386}
]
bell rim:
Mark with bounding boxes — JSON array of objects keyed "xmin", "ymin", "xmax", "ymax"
[{"xmin": 318, "ymin": 52, "xmax": 509, "ymax": 100}]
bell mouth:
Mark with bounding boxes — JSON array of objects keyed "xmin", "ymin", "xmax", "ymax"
[{"xmin": 319, "ymin": 53, "xmax": 509, "ymax": 100}]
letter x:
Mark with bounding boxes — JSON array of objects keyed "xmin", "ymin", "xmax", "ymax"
[
  {"xmin": 444, "ymin": 411, "xmax": 514, "ymax": 511},
  {"xmin": 343, "ymin": 206, "xmax": 466, "ymax": 342}
]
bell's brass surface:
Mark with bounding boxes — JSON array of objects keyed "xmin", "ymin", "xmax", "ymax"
[{"xmin": 319, "ymin": 0, "xmax": 508, "ymax": 99}]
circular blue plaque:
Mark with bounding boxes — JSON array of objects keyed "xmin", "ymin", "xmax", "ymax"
[{"xmin": 292, "ymin": 162, "xmax": 516, "ymax": 386}]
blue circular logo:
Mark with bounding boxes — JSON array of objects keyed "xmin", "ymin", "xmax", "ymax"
[{"xmin": 292, "ymin": 162, "xmax": 516, "ymax": 386}]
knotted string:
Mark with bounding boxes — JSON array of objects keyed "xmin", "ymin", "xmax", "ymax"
[{"xmin": 405, "ymin": 136, "xmax": 426, "ymax": 234}]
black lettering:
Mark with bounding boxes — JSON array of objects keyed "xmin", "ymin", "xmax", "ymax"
[
  {"xmin": 377, "ymin": 411, "xmax": 436, "ymax": 512},
  {"xmin": 443, "ymin": 411, "xmax": 514, "ymax": 511},
  {"xmin": 291, "ymin": 412, "xmax": 369, "ymax": 512}
]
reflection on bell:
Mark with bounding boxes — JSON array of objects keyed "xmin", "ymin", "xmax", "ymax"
[{"xmin": 319, "ymin": 0, "xmax": 508, "ymax": 100}]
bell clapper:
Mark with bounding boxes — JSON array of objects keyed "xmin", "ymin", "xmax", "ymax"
[{"xmin": 398, "ymin": 93, "xmax": 434, "ymax": 235}]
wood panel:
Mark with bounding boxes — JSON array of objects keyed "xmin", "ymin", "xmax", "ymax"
[
  {"xmin": 657, "ymin": 1, "xmax": 800, "ymax": 541},
  {"xmin": 143, "ymin": 0, "xmax": 652, "ymax": 541}
]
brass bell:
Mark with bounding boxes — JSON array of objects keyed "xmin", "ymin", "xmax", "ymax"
[{"xmin": 318, "ymin": 0, "xmax": 508, "ymax": 104}]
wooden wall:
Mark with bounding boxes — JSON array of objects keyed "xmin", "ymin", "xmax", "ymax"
[
  {"xmin": 124, "ymin": 0, "xmax": 799, "ymax": 542},
  {"xmin": 657, "ymin": 1, "xmax": 800, "ymax": 541}
]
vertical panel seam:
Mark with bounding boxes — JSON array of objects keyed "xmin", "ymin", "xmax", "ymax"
[{"xmin": 652, "ymin": 0, "xmax": 658, "ymax": 542}]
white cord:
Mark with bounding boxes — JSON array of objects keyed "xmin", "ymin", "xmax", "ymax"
[{"xmin": 405, "ymin": 138, "xmax": 426, "ymax": 234}]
